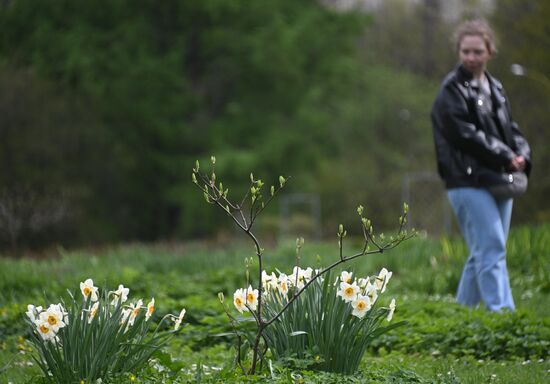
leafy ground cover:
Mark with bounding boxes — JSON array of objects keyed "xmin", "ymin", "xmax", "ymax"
[{"xmin": 1, "ymin": 225, "xmax": 549, "ymax": 383}]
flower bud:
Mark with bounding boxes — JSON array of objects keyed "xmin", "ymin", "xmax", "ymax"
[
  {"xmin": 218, "ymin": 292, "xmax": 225, "ymax": 303},
  {"xmin": 357, "ymin": 205, "xmax": 364, "ymax": 216},
  {"xmin": 279, "ymin": 176, "xmax": 286, "ymax": 187},
  {"xmin": 192, "ymin": 173, "xmax": 197, "ymax": 183},
  {"xmin": 211, "ymin": 156, "xmax": 216, "ymax": 165}
]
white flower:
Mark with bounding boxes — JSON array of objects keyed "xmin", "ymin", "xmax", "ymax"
[
  {"xmin": 39, "ymin": 304, "xmax": 66, "ymax": 332},
  {"xmin": 341, "ymin": 271, "xmax": 353, "ymax": 284},
  {"xmin": 34, "ymin": 319, "xmax": 57, "ymax": 341},
  {"xmin": 233, "ymin": 288, "xmax": 247, "ymax": 313},
  {"xmin": 49, "ymin": 303, "xmax": 69, "ymax": 324},
  {"xmin": 174, "ymin": 308, "xmax": 186, "ymax": 330},
  {"xmin": 110, "ymin": 284, "xmax": 129, "ymax": 305},
  {"xmin": 375, "ymin": 268, "xmax": 393, "ymax": 293},
  {"xmin": 358, "ymin": 278, "xmax": 369, "ymax": 289},
  {"xmin": 146, "ymin": 298, "xmax": 155, "ymax": 321},
  {"xmin": 120, "ymin": 308, "xmax": 132, "ymax": 326},
  {"xmin": 365, "ymin": 282, "xmax": 378, "ymax": 304},
  {"xmin": 290, "ymin": 266, "xmax": 313, "ymax": 289},
  {"xmin": 261, "ymin": 270, "xmax": 272, "ymax": 289},
  {"xmin": 337, "ymin": 281, "xmax": 360, "ymax": 302},
  {"xmin": 128, "ymin": 299, "xmax": 143, "ymax": 326},
  {"xmin": 387, "ymin": 298, "xmax": 396, "ymax": 321},
  {"xmin": 80, "ymin": 278, "xmax": 99, "ymax": 302},
  {"xmin": 351, "ymin": 294, "xmax": 372, "ymax": 319},
  {"xmin": 268, "ymin": 272, "xmax": 278, "ymax": 291},
  {"xmin": 88, "ymin": 302, "xmax": 99, "ymax": 324},
  {"xmin": 278, "ymin": 273, "xmax": 289, "ymax": 296},
  {"xmin": 25, "ymin": 305, "xmax": 43, "ymax": 322},
  {"xmin": 245, "ymin": 285, "xmax": 259, "ymax": 311},
  {"xmin": 302, "ymin": 267, "xmax": 313, "ymax": 280}
]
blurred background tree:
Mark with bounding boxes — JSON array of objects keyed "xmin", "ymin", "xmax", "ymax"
[{"xmin": 0, "ymin": 0, "xmax": 547, "ymax": 251}]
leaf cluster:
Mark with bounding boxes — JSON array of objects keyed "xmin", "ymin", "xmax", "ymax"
[{"xmin": 26, "ymin": 290, "xmax": 174, "ymax": 383}]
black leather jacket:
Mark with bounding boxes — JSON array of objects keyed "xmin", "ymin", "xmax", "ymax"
[{"xmin": 431, "ymin": 65, "xmax": 531, "ymax": 189}]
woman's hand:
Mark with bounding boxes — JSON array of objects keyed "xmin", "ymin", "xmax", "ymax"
[{"xmin": 509, "ymin": 155, "xmax": 526, "ymax": 171}]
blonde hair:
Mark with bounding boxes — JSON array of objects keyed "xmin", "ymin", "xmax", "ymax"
[{"xmin": 453, "ymin": 19, "xmax": 497, "ymax": 56}]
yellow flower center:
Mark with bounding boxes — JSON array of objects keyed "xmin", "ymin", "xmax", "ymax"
[
  {"xmin": 148, "ymin": 306, "xmax": 155, "ymax": 314},
  {"xmin": 357, "ymin": 301, "xmax": 366, "ymax": 310},
  {"xmin": 281, "ymin": 282, "xmax": 287, "ymax": 290},
  {"xmin": 346, "ymin": 277, "xmax": 352, "ymax": 283},
  {"xmin": 235, "ymin": 297, "xmax": 243, "ymax": 306},
  {"xmin": 39, "ymin": 324, "xmax": 49, "ymax": 334},
  {"xmin": 83, "ymin": 287, "xmax": 91, "ymax": 296},
  {"xmin": 47, "ymin": 315, "xmax": 58, "ymax": 325},
  {"xmin": 247, "ymin": 293, "xmax": 255, "ymax": 303},
  {"xmin": 133, "ymin": 307, "xmax": 140, "ymax": 316},
  {"xmin": 345, "ymin": 287, "xmax": 354, "ymax": 296}
]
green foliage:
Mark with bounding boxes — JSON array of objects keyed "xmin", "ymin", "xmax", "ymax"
[
  {"xmin": 193, "ymin": 162, "xmax": 413, "ymax": 374},
  {"xmin": 263, "ymin": 270, "xmax": 403, "ymax": 374},
  {"xmin": 0, "ymin": 226, "xmax": 549, "ymax": 382},
  {"xmin": 371, "ymin": 300, "xmax": 550, "ymax": 361},
  {"xmin": 0, "ymin": 0, "xmax": 371, "ymax": 245},
  {"xmin": 25, "ymin": 282, "xmax": 178, "ymax": 383}
]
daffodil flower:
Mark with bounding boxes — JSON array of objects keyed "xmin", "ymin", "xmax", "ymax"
[
  {"xmin": 25, "ymin": 305, "xmax": 43, "ymax": 322},
  {"xmin": 364, "ymin": 282, "xmax": 378, "ymax": 304},
  {"xmin": 48, "ymin": 303, "xmax": 69, "ymax": 325},
  {"xmin": 278, "ymin": 273, "xmax": 289, "ymax": 296},
  {"xmin": 261, "ymin": 270, "xmax": 271, "ymax": 289},
  {"xmin": 145, "ymin": 298, "xmax": 155, "ymax": 321},
  {"xmin": 120, "ymin": 308, "xmax": 132, "ymax": 326},
  {"xmin": 88, "ymin": 302, "xmax": 99, "ymax": 324},
  {"xmin": 110, "ymin": 284, "xmax": 130, "ymax": 305},
  {"xmin": 387, "ymin": 298, "xmax": 396, "ymax": 321},
  {"xmin": 341, "ymin": 271, "xmax": 353, "ymax": 284},
  {"xmin": 128, "ymin": 299, "xmax": 143, "ymax": 326},
  {"xmin": 80, "ymin": 278, "xmax": 99, "ymax": 302},
  {"xmin": 337, "ymin": 281, "xmax": 360, "ymax": 303},
  {"xmin": 358, "ymin": 277, "xmax": 369, "ymax": 289},
  {"xmin": 39, "ymin": 305, "xmax": 66, "ymax": 332},
  {"xmin": 174, "ymin": 308, "xmax": 186, "ymax": 330},
  {"xmin": 233, "ymin": 288, "xmax": 247, "ymax": 313},
  {"xmin": 290, "ymin": 266, "xmax": 313, "ymax": 289},
  {"xmin": 34, "ymin": 319, "xmax": 57, "ymax": 341},
  {"xmin": 268, "ymin": 272, "xmax": 278, "ymax": 291},
  {"xmin": 351, "ymin": 294, "xmax": 372, "ymax": 318},
  {"xmin": 375, "ymin": 268, "xmax": 393, "ymax": 293},
  {"xmin": 245, "ymin": 285, "xmax": 259, "ymax": 311}
]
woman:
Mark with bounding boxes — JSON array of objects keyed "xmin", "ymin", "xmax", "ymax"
[{"xmin": 431, "ymin": 20, "xmax": 531, "ymax": 312}]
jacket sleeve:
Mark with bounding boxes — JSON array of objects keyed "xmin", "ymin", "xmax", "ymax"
[
  {"xmin": 510, "ymin": 120, "xmax": 532, "ymax": 176},
  {"xmin": 435, "ymin": 84, "xmax": 516, "ymax": 169}
]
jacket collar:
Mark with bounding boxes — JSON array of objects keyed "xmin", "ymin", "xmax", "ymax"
[{"xmin": 454, "ymin": 64, "xmax": 503, "ymax": 91}]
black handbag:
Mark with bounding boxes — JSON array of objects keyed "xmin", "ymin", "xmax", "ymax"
[{"xmin": 486, "ymin": 171, "xmax": 528, "ymax": 200}]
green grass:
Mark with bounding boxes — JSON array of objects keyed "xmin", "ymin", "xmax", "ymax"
[{"xmin": 0, "ymin": 225, "xmax": 549, "ymax": 382}]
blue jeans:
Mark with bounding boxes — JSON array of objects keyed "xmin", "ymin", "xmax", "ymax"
[{"xmin": 447, "ymin": 188, "xmax": 515, "ymax": 312}]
